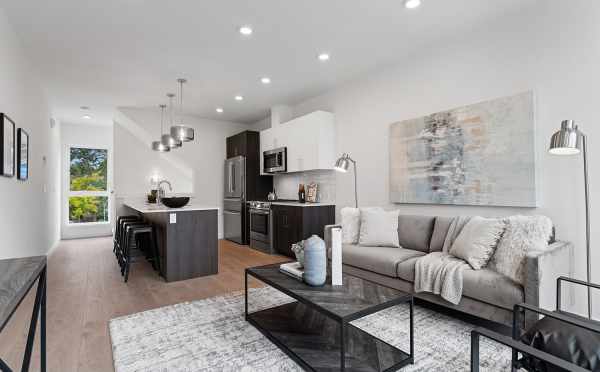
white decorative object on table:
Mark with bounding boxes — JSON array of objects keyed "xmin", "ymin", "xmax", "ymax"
[{"xmin": 331, "ymin": 226, "xmax": 343, "ymax": 286}]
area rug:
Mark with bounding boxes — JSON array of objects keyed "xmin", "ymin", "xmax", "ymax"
[{"xmin": 109, "ymin": 287, "xmax": 513, "ymax": 371}]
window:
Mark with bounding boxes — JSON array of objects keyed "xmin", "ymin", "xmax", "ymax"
[{"xmin": 68, "ymin": 147, "xmax": 109, "ymax": 224}]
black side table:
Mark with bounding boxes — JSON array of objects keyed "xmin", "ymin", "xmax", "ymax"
[{"xmin": 0, "ymin": 256, "xmax": 47, "ymax": 372}]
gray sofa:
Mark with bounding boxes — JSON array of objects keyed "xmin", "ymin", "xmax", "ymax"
[{"xmin": 325, "ymin": 214, "xmax": 573, "ymax": 327}]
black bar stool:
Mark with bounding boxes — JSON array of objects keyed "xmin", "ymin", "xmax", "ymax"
[
  {"xmin": 121, "ymin": 223, "xmax": 160, "ymax": 283},
  {"xmin": 114, "ymin": 215, "xmax": 140, "ymax": 256}
]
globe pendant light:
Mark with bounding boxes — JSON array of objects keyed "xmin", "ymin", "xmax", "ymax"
[
  {"xmin": 152, "ymin": 104, "xmax": 170, "ymax": 152},
  {"xmin": 170, "ymin": 78, "xmax": 195, "ymax": 142},
  {"xmin": 161, "ymin": 93, "xmax": 182, "ymax": 148}
]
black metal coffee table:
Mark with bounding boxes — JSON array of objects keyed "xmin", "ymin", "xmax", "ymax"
[{"xmin": 245, "ymin": 264, "xmax": 414, "ymax": 371}]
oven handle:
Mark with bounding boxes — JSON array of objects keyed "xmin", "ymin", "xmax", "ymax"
[{"xmin": 250, "ymin": 209, "xmax": 270, "ymax": 215}]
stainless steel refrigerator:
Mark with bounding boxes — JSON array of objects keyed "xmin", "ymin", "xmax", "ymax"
[{"xmin": 223, "ymin": 156, "xmax": 246, "ymax": 244}]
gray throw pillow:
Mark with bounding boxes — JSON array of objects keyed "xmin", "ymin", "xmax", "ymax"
[
  {"xmin": 449, "ymin": 216, "xmax": 505, "ymax": 270},
  {"xmin": 359, "ymin": 209, "xmax": 400, "ymax": 247}
]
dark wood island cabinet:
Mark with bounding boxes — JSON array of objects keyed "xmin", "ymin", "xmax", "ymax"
[{"xmin": 124, "ymin": 202, "xmax": 218, "ymax": 282}]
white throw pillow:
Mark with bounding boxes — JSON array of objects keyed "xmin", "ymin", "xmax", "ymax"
[
  {"xmin": 340, "ymin": 207, "xmax": 361, "ymax": 244},
  {"xmin": 449, "ymin": 216, "xmax": 505, "ymax": 270},
  {"xmin": 489, "ymin": 215, "xmax": 553, "ymax": 284},
  {"xmin": 359, "ymin": 209, "xmax": 400, "ymax": 247}
]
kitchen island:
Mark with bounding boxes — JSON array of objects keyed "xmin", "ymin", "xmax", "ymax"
[{"xmin": 124, "ymin": 201, "xmax": 219, "ymax": 282}]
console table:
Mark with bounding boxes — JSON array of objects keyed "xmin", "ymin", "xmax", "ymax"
[{"xmin": 0, "ymin": 256, "xmax": 47, "ymax": 372}]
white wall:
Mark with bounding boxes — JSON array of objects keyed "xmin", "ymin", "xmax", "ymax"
[
  {"xmin": 0, "ymin": 8, "xmax": 60, "ymax": 259},
  {"xmin": 60, "ymin": 123, "xmax": 113, "ymax": 239},
  {"xmin": 113, "ymin": 108, "xmax": 248, "ymax": 238},
  {"xmin": 276, "ymin": 2, "xmax": 600, "ymax": 314}
]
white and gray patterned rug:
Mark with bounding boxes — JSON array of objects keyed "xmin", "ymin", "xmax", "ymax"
[{"xmin": 109, "ymin": 287, "xmax": 513, "ymax": 371}]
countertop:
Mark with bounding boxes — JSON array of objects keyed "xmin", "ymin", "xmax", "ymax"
[
  {"xmin": 124, "ymin": 201, "xmax": 219, "ymax": 213},
  {"xmin": 269, "ymin": 201, "xmax": 335, "ymax": 207}
]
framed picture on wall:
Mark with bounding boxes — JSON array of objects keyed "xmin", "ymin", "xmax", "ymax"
[
  {"xmin": 17, "ymin": 128, "xmax": 29, "ymax": 180},
  {"xmin": 0, "ymin": 113, "xmax": 15, "ymax": 177}
]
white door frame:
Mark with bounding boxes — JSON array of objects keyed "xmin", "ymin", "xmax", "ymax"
[{"xmin": 61, "ymin": 143, "xmax": 113, "ymax": 239}]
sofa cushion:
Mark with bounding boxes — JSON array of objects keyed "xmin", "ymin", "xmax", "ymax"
[
  {"xmin": 430, "ymin": 216, "xmax": 453, "ymax": 252},
  {"xmin": 450, "ymin": 216, "xmax": 505, "ymax": 269},
  {"xmin": 462, "ymin": 268, "xmax": 523, "ymax": 310},
  {"xmin": 397, "ymin": 215, "xmax": 435, "ymax": 253},
  {"xmin": 396, "ymin": 256, "xmax": 421, "ymax": 282},
  {"xmin": 341, "ymin": 207, "xmax": 361, "ymax": 244},
  {"xmin": 359, "ymin": 209, "xmax": 400, "ymax": 247},
  {"xmin": 340, "ymin": 244, "xmax": 425, "ymax": 277}
]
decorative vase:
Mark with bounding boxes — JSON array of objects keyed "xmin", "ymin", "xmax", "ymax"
[{"xmin": 303, "ymin": 235, "xmax": 326, "ymax": 286}]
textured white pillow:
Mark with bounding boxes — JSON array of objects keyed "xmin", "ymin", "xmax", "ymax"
[
  {"xmin": 340, "ymin": 207, "xmax": 361, "ymax": 244},
  {"xmin": 449, "ymin": 216, "xmax": 505, "ymax": 270},
  {"xmin": 359, "ymin": 209, "xmax": 400, "ymax": 247},
  {"xmin": 489, "ymin": 215, "xmax": 553, "ymax": 284}
]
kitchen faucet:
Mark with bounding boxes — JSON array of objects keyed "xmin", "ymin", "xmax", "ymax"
[{"xmin": 157, "ymin": 180, "xmax": 173, "ymax": 204}]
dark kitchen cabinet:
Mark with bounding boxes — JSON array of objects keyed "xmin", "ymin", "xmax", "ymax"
[
  {"xmin": 226, "ymin": 132, "xmax": 248, "ymax": 159},
  {"xmin": 272, "ymin": 205, "xmax": 335, "ymax": 258},
  {"xmin": 225, "ymin": 131, "xmax": 272, "ymax": 202}
]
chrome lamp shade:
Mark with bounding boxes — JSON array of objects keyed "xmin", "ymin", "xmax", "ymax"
[
  {"xmin": 152, "ymin": 140, "xmax": 170, "ymax": 152},
  {"xmin": 334, "ymin": 154, "xmax": 351, "ymax": 173},
  {"xmin": 170, "ymin": 125, "xmax": 194, "ymax": 142},
  {"xmin": 161, "ymin": 134, "xmax": 182, "ymax": 148},
  {"xmin": 549, "ymin": 120, "xmax": 581, "ymax": 155}
]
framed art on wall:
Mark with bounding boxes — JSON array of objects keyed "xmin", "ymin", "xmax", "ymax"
[
  {"xmin": 0, "ymin": 113, "xmax": 15, "ymax": 177},
  {"xmin": 389, "ymin": 91, "xmax": 537, "ymax": 207},
  {"xmin": 17, "ymin": 128, "xmax": 29, "ymax": 180}
]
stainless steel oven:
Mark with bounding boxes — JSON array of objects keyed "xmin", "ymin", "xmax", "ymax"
[
  {"xmin": 248, "ymin": 201, "xmax": 274, "ymax": 254},
  {"xmin": 263, "ymin": 147, "xmax": 287, "ymax": 173}
]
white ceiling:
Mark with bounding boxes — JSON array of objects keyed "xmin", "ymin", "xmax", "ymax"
[{"xmin": 1, "ymin": 0, "xmax": 538, "ymax": 125}]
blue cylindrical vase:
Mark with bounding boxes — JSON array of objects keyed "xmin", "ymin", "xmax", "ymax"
[{"xmin": 303, "ymin": 235, "xmax": 327, "ymax": 286}]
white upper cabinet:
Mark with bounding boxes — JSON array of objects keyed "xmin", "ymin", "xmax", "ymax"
[{"xmin": 260, "ymin": 111, "xmax": 335, "ymax": 174}]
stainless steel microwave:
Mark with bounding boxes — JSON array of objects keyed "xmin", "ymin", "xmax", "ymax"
[{"xmin": 263, "ymin": 147, "xmax": 287, "ymax": 173}]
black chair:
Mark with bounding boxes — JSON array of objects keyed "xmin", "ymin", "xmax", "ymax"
[
  {"xmin": 114, "ymin": 215, "xmax": 140, "ymax": 255},
  {"xmin": 471, "ymin": 277, "xmax": 600, "ymax": 372},
  {"xmin": 120, "ymin": 223, "xmax": 160, "ymax": 283}
]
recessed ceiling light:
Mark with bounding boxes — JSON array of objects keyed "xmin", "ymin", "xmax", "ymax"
[
  {"xmin": 261, "ymin": 77, "xmax": 271, "ymax": 84},
  {"xmin": 235, "ymin": 95, "xmax": 244, "ymax": 101},
  {"xmin": 404, "ymin": 0, "xmax": 421, "ymax": 9},
  {"xmin": 317, "ymin": 53, "xmax": 330, "ymax": 61},
  {"xmin": 239, "ymin": 26, "xmax": 253, "ymax": 36},
  {"xmin": 82, "ymin": 115, "xmax": 92, "ymax": 120},
  {"xmin": 216, "ymin": 108, "xmax": 224, "ymax": 113},
  {"xmin": 80, "ymin": 106, "xmax": 90, "ymax": 110}
]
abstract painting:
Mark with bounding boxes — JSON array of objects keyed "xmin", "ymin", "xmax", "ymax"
[{"xmin": 389, "ymin": 92, "xmax": 536, "ymax": 207}]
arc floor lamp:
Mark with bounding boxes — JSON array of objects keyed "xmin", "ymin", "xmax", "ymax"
[
  {"xmin": 549, "ymin": 119, "xmax": 592, "ymax": 318},
  {"xmin": 334, "ymin": 153, "xmax": 358, "ymax": 208}
]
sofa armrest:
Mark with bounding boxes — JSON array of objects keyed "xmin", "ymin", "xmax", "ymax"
[
  {"xmin": 324, "ymin": 224, "xmax": 342, "ymax": 250},
  {"xmin": 524, "ymin": 241, "xmax": 574, "ymax": 317}
]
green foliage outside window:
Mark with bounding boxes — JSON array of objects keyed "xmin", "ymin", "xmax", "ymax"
[{"xmin": 69, "ymin": 148, "xmax": 108, "ymax": 223}]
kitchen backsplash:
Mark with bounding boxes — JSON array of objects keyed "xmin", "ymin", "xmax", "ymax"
[{"xmin": 272, "ymin": 170, "xmax": 336, "ymax": 203}]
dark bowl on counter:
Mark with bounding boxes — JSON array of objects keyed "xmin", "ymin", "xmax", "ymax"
[{"xmin": 161, "ymin": 197, "xmax": 190, "ymax": 208}]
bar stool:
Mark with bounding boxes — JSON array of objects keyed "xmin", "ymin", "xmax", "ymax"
[
  {"xmin": 121, "ymin": 223, "xmax": 160, "ymax": 283},
  {"xmin": 117, "ymin": 220, "xmax": 148, "ymax": 272},
  {"xmin": 116, "ymin": 218, "xmax": 144, "ymax": 266},
  {"xmin": 114, "ymin": 215, "xmax": 140, "ymax": 256}
]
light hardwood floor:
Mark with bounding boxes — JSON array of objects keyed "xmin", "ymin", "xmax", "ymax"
[{"xmin": 0, "ymin": 238, "xmax": 287, "ymax": 371}]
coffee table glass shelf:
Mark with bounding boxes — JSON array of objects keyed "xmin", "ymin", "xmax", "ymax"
[{"xmin": 245, "ymin": 264, "xmax": 414, "ymax": 371}]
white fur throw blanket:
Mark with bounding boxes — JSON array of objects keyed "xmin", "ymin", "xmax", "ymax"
[{"xmin": 414, "ymin": 216, "xmax": 471, "ymax": 304}]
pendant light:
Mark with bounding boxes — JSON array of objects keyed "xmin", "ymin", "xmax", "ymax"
[
  {"xmin": 152, "ymin": 104, "xmax": 170, "ymax": 152},
  {"xmin": 170, "ymin": 78, "xmax": 195, "ymax": 142},
  {"xmin": 161, "ymin": 93, "xmax": 182, "ymax": 148}
]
